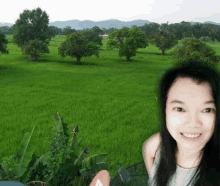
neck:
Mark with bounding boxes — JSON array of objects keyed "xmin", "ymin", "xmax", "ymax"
[
  {"xmin": 176, "ymin": 149, "xmax": 202, "ymax": 169},
  {"xmin": 176, "ymin": 145, "xmax": 203, "ymax": 160}
]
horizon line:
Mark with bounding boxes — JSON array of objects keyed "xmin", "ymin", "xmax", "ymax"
[{"xmin": 0, "ymin": 19, "xmax": 218, "ymax": 25}]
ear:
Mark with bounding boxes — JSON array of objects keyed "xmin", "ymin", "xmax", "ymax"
[{"xmin": 90, "ymin": 170, "xmax": 110, "ymax": 186}]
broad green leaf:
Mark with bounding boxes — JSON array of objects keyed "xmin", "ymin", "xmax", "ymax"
[
  {"xmin": 17, "ymin": 125, "xmax": 40, "ymax": 178},
  {"xmin": 82, "ymin": 153, "xmax": 108, "ymax": 170}
]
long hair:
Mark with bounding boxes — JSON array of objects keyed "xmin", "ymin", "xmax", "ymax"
[{"xmin": 152, "ymin": 62, "xmax": 220, "ymax": 186}]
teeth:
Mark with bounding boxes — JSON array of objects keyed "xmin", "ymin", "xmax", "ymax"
[{"xmin": 183, "ymin": 133, "xmax": 201, "ymax": 138}]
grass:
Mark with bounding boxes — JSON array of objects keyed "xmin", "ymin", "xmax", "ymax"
[{"xmin": 0, "ymin": 35, "xmax": 220, "ymax": 181}]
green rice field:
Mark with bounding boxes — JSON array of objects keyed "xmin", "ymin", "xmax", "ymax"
[{"xmin": 0, "ymin": 35, "xmax": 220, "ymax": 179}]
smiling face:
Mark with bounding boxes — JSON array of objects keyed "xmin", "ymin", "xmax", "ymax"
[{"xmin": 166, "ymin": 77, "xmax": 216, "ymax": 160}]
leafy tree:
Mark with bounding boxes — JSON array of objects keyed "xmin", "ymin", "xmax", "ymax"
[
  {"xmin": 138, "ymin": 21, "xmax": 220, "ymax": 42},
  {"xmin": 62, "ymin": 26, "xmax": 76, "ymax": 36},
  {"xmin": 200, "ymin": 36, "xmax": 213, "ymax": 42},
  {"xmin": 128, "ymin": 27, "xmax": 149, "ymax": 49},
  {"xmin": 0, "ymin": 33, "xmax": 9, "ymax": 55},
  {"xmin": 21, "ymin": 39, "xmax": 49, "ymax": 61},
  {"xmin": 191, "ymin": 22, "xmax": 204, "ymax": 39},
  {"xmin": 92, "ymin": 26, "xmax": 102, "ymax": 35},
  {"xmin": 0, "ymin": 26, "xmax": 12, "ymax": 35},
  {"xmin": 58, "ymin": 32, "xmax": 100, "ymax": 65},
  {"xmin": 0, "ymin": 25, "xmax": 18, "ymax": 36},
  {"xmin": 12, "ymin": 7, "xmax": 52, "ymax": 48},
  {"xmin": 160, "ymin": 23, "xmax": 170, "ymax": 32},
  {"xmin": 140, "ymin": 23, "xmax": 161, "ymax": 40},
  {"xmin": 107, "ymin": 27, "xmax": 118, "ymax": 35},
  {"xmin": 201, "ymin": 23, "xmax": 220, "ymax": 42},
  {"xmin": 76, "ymin": 29, "xmax": 103, "ymax": 48},
  {"xmin": 171, "ymin": 37, "xmax": 220, "ymax": 69},
  {"xmin": 48, "ymin": 26, "xmax": 62, "ymax": 38},
  {"xmin": 106, "ymin": 27, "xmax": 148, "ymax": 61},
  {"xmin": 101, "ymin": 28, "xmax": 108, "ymax": 35},
  {"xmin": 149, "ymin": 29, "xmax": 178, "ymax": 55}
]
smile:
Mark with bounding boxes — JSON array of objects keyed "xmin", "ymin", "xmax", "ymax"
[{"xmin": 180, "ymin": 133, "xmax": 202, "ymax": 140}]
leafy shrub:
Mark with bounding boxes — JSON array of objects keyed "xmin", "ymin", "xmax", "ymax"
[
  {"xmin": 21, "ymin": 39, "xmax": 49, "ymax": 61},
  {"xmin": 149, "ymin": 30, "xmax": 178, "ymax": 55},
  {"xmin": 0, "ymin": 33, "xmax": 9, "ymax": 54},
  {"xmin": 0, "ymin": 112, "xmax": 112, "ymax": 186},
  {"xmin": 171, "ymin": 37, "xmax": 220, "ymax": 69},
  {"xmin": 200, "ymin": 36, "xmax": 212, "ymax": 42}
]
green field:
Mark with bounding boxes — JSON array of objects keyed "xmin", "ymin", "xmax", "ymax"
[{"xmin": 0, "ymin": 35, "xmax": 220, "ymax": 180}]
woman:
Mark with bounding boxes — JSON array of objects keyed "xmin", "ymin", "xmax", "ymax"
[
  {"xmin": 89, "ymin": 62, "xmax": 220, "ymax": 186},
  {"xmin": 147, "ymin": 62, "xmax": 220, "ymax": 186}
]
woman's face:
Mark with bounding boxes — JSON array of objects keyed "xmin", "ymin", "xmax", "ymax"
[{"xmin": 166, "ymin": 77, "xmax": 216, "ymax": 157}]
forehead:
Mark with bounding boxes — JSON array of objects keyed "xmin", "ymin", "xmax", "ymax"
[{"xmin": 167, "ymin": 77, "xmax": 212, "ymax": 100}]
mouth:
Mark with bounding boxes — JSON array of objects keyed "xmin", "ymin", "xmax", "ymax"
[
  {"xmin": 180, "ymin": 133, "xmax": 202, "ymax": 140},
  {"xmin": 181, "ymin": 133, "xmax": 202, "ymax": 136}
]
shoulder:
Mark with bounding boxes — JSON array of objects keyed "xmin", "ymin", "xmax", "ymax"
[
  {"xmin": 143, "ymin": 132, "xmax": 161, "ymax": 159},
  {"xmin": 142, "ymin": 132, "xmax": 162, "ymax": 175}
]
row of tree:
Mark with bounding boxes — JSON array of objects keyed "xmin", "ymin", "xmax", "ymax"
[
  {"xmin": 1, "ymin": 19, "xmax": 220, "ymax": 42},
  {"xmin": 0, "ymin": 7, "xmax": 219, "ymax": 68}
]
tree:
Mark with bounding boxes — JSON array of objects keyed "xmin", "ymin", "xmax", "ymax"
[
  {"xmin": 106, "ymin": 27, "xmax": 148, "ymax": 61},
  {"xmin": 200, "ymin": 23, "xmax": 220, "ymax": 42},
  {"xmin": 128, "ymin": 27, "xmax": 148, "ymax": 49},
  {"xmin": 58, "ymin": 32, "xmax": 100, "ymax": 65},
  {"xmin": 92, "ymin": 26, "xmax": 102, "ymax": 35},
  {"xmin": 101, "ymin": 28, "xmax": 108, "ymax": 35},
  {"xmin": 12, "ymin": 7, "xmax": 52, "ymax": 48},
  {"xmin": 0, "ymin": 26, "xmax": 12, "ymax": 35},
  {"xmin": 149, "ymin": 29, "xmax": 178, "ymax": 55},
  {"xmin": 62, "ymin": 26, "xmax": 76, "ymax": 36},
  {"xmin": 107, "ymin": 27, "xmax": 118, "ymax": 35},
  {"xmin": 171, "ymin": 37, "xmax": 220, "ymax": 69},
  {"xmin": 21, "ymin": 39, "xmax": 49, "ymax": 61},
  {"xmin": 48, "ymin": 26, "xmax": 62, "ymax": 38},
  {"xmin": 0, "ymin": 33, "xmax": 9, "ymax": 55},
  {"xmin": 76, "ymin": 29, "xmax": 103, "ymax": 48},
  {"xmin": 140, "ymin": 23, "xmax": 161, "ymax": 39}
]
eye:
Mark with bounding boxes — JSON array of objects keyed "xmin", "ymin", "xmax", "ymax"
[
  {"xmin": 204, "ymin": 108, "xmax": 216, "ymax": 113},
  {"xmin": 173, "ymin": 107, "xmax": 216, "ymax": 113},
  {"xmin": 173, "ymin": 107, "xmax": 185, "ymax": 112}
]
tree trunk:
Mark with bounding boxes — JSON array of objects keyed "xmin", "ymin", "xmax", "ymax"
[
  {"xmin": 161, "ymin": 50, "xmax": 165, "ymax": 55},
  {"xmin": 76, "ymin": 58, "xmax": 81, "ymax": 65},
  {"xmin": 126, "ymin": 56, "xmax": 131, "ymax": 62},
  {"xmin": 32, "ymin": 54, "xmax": 38, "ymax": 62},
  {"xmin": 35, "ymin": 55, "xmax": 38, "ymax": 62}
]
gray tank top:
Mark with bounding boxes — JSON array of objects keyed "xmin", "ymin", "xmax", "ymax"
[{"xmin": 148, "ymin": 150, "xmax": 200, "ymax": 186}]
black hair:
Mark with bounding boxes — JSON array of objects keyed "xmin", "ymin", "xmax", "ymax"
[{"xmin": 152, "ymin": 62, "xmax": 220, "ymax": 186}]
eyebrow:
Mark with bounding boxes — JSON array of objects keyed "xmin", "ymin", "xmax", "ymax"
[{"xmin": 170, "ymin": 100, "xmax": 215, "ymax": 104}]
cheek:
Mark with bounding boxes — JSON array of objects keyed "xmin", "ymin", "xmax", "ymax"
[
  {"xmin": 201, "ymin": 114, "xmax": 215, "ymax": 126},
  {"xmin": 171, "ymin": 117, "xmax": 181, "ymax": 126},
  {"xmin": 166, "ymin": 114, "xmax": 183, "ymax": 129}
]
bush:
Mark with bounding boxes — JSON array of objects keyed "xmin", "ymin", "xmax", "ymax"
[
  {"xmin": 21, "ymin": 39, "xmax": 50, "ymax": 62},
  {"xmin": 199, "ymin": 36, "xmax": 213, "ymax": 42},
  {"xmin": 0, "ymin": 112, "xmax": 112, "ymax": 186},
  {"xmin": 0, "ymin": 33, "xmax": 9, "ymax": 54},
  {"xmin": 171, "ymin": 37, "xmax": 220, "ymax": 69}
]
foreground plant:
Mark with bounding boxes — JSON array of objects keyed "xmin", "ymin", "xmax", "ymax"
[{"xmin": 0, "ymin": 112, "xmax": 112, "ymax": 186}]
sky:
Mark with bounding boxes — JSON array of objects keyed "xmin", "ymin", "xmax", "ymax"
[{"xmin": 1, "ymin": 0, "xmax": 220, "ymax": 25}]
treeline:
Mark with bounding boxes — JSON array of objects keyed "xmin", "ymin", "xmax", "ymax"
[
  {"xmin": 1, "ymin": 21, "xmax": 220, "ymax": 42},
  {"xmin": 0, "ymin": 7, "xmax": 220, "ymax": 68}
]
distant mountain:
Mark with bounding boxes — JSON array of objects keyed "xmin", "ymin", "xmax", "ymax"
[
  {"xmin": 0, "ymin": 22, "xmax": 14, "ymax": 27},
  {"xmin": 204, "ymin": 21, "xmax": 220, "ymax": 25},
  {"xmin": 0, "ymin": 19, "xmax": 156, "ymax": 30},
  {"xmin": 0, "ymin": 19, "xmax": 219, "ymax": 30},
  {"xmin": 48, "ymin": 19, "xmax": 154, "ymax": 30}
]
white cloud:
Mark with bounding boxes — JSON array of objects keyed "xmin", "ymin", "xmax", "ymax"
[{"xmin": 1, "ymin": 0, "xmax": 220, "ymax": 24}]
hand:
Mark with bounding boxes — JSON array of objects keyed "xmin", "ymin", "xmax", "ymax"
[{"xmin": 89, "ymin": 170, "xmax": 110, "ymax": 186}]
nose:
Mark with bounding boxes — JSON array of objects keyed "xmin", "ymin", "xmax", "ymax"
[{"xmin": 186, "ymin": 114, "xmax": 201, "ymax": 128}]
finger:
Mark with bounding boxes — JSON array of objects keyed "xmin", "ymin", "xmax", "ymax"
[{"xmin": 90, "ymin": 170, "xmax": 110, "ymax": 186}]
